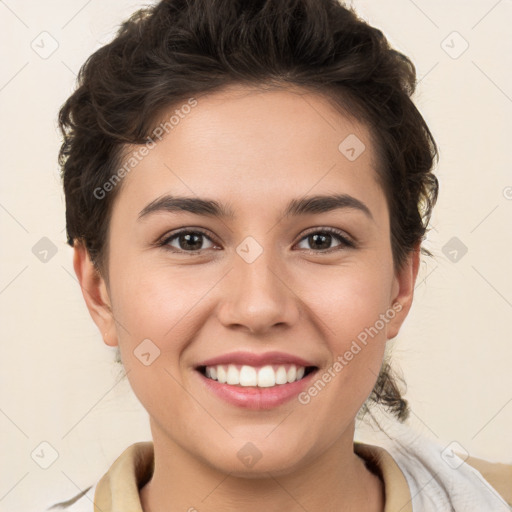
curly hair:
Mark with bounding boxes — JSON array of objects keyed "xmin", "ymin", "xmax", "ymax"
[{"xmin": 58, "ymin": 0, "xmax": 439, "ymax": 422}]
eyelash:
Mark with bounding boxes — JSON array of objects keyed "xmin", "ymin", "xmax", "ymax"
[{"xmin": 157, "ymin": 227, "xmax": 356, "ymax": 255}]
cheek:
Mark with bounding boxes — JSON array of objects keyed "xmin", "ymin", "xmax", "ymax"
[
  {"xmin": 109, "ymin": 263, "xmax": 204, "ymax": 420},
  {"xmin": 109, "ymin": 260, "xmax": 223, "ymax": 408},
  {"xmin": 306, "ymin": 261, "xmax": 394, "ymax": 348},
  {"xmin": 111, "ymin": 259, "xmax": 210, "ymax": 340},
  {"xmin": 111, "ymin": 247, "xmax": 394, "ymax": 359},
  {"xmin": 298, "ymin": 261, "xmax": 392, "ymax": 404},
  {"xmin": 296, "ymin": 265, "xmax": 392, "ymax": 423}
]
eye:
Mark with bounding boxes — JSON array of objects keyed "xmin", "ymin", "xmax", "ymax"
[
  {"xmin": 158, "ymin": 227, "xmax": 355, "ymax": 255},
  {"xmin": 161, "ymin": 229, "xmax": 217, "ymax": 253},
  {"xmin": 295, "ymin": 228, "xmax": 355, "ymax": 252}
]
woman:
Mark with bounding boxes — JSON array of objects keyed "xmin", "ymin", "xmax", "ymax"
[{"xmin": 50, "ymin": 0, "xmax": 511, "ymax": 510}]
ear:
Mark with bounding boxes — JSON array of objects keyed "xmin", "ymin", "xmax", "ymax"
[
  {"xmin": 72, "ymin": 241, "xmax": 118, "ymax": 347},
  {"xmin": 386, "ymin": 242, "xmax": 421, "ymax": 340}
]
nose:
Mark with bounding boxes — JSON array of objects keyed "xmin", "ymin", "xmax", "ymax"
[{"xmin": 216, "ymin": 246, "xmax": 300, "ymax": 335}]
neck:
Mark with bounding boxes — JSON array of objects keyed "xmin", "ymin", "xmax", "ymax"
[{"xmin": 139, "ymin": 421, "xmax": 384, "ymax": 512}]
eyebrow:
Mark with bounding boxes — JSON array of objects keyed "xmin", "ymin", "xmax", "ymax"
[{"xmin": 138, "ymin": 193, "xmax": 374, "ymax": 222}]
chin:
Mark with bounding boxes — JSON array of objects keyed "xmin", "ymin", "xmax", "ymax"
[
  {"xmin": 216, "ymin": 457, "xmax": 302, "ymax": 479},
  {"xmin": 200, "ymin": 441, "xmax": 307, "ymax": 478}
]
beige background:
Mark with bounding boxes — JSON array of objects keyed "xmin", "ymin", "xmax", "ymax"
[{"xmin": 0, "ymin": 1, "xmax": 511, "ymax": 510}]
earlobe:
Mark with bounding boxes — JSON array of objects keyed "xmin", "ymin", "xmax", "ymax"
[
  {"xmin": 72, "ymin": 242, "xmax": 118, "ymax": 347},
  {"xmin": 386, "ymin": 243, "xmax": 421, "ymax": 340}
]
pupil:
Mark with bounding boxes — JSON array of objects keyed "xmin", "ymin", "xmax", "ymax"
[
  {"xmin": 310, "ymin": 233, "xmax": 331, "ymax": 250},
  {"xmin": 181, "ymin": 233, "xmax": 202, "ymax": 250}
]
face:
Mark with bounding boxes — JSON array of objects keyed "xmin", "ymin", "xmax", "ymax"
[{"xmin": 76, "ymin": 84, "xmax": 418, "ymax": 476}]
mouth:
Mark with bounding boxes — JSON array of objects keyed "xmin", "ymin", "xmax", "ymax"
[
  {"xmin": 193, "ymin": 351, "xmax": 321, "ymax": 409},
  {"xmin": 196, "ymin": 363, "xmax": 318, "ymax": 388},
  {"xmin": 195, "ymin": 363, "xmax": 319, "ymax": 410}
]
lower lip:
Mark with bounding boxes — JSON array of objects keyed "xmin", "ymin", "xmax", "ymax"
[{"xmin": 196, "ymin": 370, "xmax": 317, "ymax": 410}]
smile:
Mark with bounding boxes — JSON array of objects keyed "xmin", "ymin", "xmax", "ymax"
[
  {"xmin": 199, "ymin": 363, "xmax": 317, "ymax": 388},
  {"xmin": 196, "ymin": 363, "xmax": 319, "ymax": 410}
]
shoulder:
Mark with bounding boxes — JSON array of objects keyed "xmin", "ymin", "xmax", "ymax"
[
  {"xmin": 43, "ymin": 482, "xmax": 96, "ymax": 512},
  {"xmin": 387, "ymin": 431, "xmax": 512, "ymax": 510},
  {"xmin": 356, "ymin": 417, "xmax": 512, "ymax": 510},
  {"xmin": 464, "ymin": 455, "xmax": 512, "ymax": 506},
  {"xmin": 42, "ymin": 441, "xmax": 153, "ymax": 512}
]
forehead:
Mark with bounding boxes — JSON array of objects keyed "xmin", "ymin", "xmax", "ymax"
[{"xmin": 112, "ymin": 84, "xmax": 387, "ymax": 224}]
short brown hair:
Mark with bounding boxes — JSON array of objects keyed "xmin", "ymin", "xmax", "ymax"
[{"xmin": 58, "ymin": 0, "xmax": 439, "ymax": 422}]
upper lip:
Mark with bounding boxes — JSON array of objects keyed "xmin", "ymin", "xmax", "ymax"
[{"xmin": 196, "ymin": 351, "xmax": 317, "ymax": 368}]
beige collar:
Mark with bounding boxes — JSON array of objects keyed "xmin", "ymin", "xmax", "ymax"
[
  {"xmin": 94, "ymin": 441, "xmax": 412, "ymax": 512},
  {"xmin": 354, "ymin": 442, "xmax": 413, "ymax": 512}
]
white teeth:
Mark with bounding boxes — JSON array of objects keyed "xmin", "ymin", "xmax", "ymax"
[
  {"xmin": 226, "ymin": 364, "xmax": 239, "ymax": 385},
  {"xmin": 287, "ymin": 365, "xmax": 296, "ymax": 383},
  {"xmin": 217, "ymin": 365, "xmax": 227, "ymax": 384},
  {"xmin": 202, "ymin": 363, "xmax": 310, "ymax": 387},
  {"xmin": 257, "ymin": 365, "xmax": 275, "ymax": 387},
  {"xmin": 239, "ymin": 365, "xmax": 257, "ymax": 386},
  {"xmin": 275, "ymin": 366, "xmax": 288, "ymax": 385}
]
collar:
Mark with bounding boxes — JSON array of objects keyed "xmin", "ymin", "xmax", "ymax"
[
  {"xmin": 354, "ymin": 441, "xmax": 413, "ymax": 512},
  {"xmin": 93, "ymin": 441, "xmax": 412, "ymax": 512}
]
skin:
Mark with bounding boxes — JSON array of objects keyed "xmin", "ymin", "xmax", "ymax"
[{"xmin": 74, "ymin": 83, "xmax": 420, "ymax": 512}]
